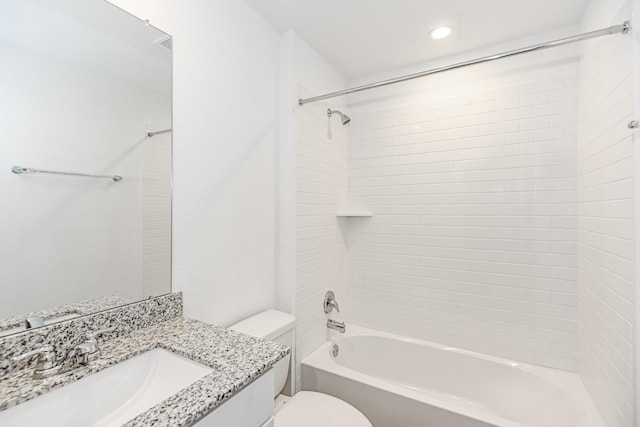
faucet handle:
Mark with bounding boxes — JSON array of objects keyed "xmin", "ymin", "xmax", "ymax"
[
  {"xmin": 11, "ymin": 344, "xmax": 57, "ymax": 371},
  {"xmin": 75, "ymin": 327, "xmax": 114, "ymax": 365},
  {"xmin": 11, "ymin": 344, "xmax": 55, "ymax": 362}
]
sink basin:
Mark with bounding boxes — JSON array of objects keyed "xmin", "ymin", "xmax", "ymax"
[{"xmin": 0, "ymin": 348, "xmax": 213, "ymax": 426}]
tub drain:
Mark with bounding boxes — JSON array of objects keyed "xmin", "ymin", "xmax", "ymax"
[{"xmin": 331, "ymin": 344, "xmax": 339, "ymax": 357}]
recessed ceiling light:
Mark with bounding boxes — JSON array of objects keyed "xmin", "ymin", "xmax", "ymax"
[{"xmin": 430, "ymin": 26, "xmax": 451, "ymax": 40}]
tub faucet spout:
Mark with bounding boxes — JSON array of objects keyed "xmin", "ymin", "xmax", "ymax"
[{"xmin": 327, "ymin": 319, "xmax": 346, "ymax": 333}]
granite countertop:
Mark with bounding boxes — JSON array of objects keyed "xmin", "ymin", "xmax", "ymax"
[{"xmin": 0, "ymin": 317, "xmax": 289, "ymax": 426}]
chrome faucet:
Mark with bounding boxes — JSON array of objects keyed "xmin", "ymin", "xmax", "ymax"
[
  {"xmin": 324, "ymin": 291, "xmax": 345, "ymax": 333},
  {"xmin": 74, "ymin": 328, "xmax": 114, "ymax": 364},
  {"xmin": 327, "ymin": 319, "xmax": 346, "ymax": 333},
  {"xmin": 11, "ymin": 327, "xmax": 114, "ymax": 379},
  {"xmin": 323, "ymin": 291, "xmax": 340, "ymax": 314}
]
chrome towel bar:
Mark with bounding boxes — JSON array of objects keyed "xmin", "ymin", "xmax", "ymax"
[{"xmin": 11, "ymin": 166, "xmax": 123, "ymax": 182}]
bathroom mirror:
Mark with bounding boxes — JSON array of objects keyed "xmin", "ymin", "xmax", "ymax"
[{"xmin": 0, "ymin": 0, "xmax": 172, "ymax": 335}]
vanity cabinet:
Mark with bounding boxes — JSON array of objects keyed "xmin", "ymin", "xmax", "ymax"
[{"xmin": 193, "ymin": 369, "xmax": 274, "ymax": 427}]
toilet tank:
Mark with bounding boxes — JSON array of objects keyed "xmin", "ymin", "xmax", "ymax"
[{"xmin": 229, "ymin": 310, "xmax": 295, "ymax": 398}]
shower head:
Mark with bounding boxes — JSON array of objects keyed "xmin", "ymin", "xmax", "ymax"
[{"xmin": 327, "ymin": 109, "xmax": 351, "ymax": 125}]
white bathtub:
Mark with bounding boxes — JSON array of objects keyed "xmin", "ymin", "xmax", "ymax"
[{"xmin": 301, "ymin": 326, "xmax": 604, "ymax": 427}]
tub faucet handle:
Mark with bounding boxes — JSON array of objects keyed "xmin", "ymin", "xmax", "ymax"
[{"xmin": 324, "ymin": 290, "xmax": 340, "ymax": 314}]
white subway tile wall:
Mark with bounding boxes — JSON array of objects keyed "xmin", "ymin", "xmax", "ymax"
[
  {"xmin": 143, "ymin": 135, "xmax": 172, "ymax": 298},
  {"xmin": 347, "ymin": 69, "xmax": 581, "ymax": 371},
  {"xmin": 577, "ymin": 28, "xmax": 634, "ymax": 427},
  {"xmin": 295, "ymin": 92, "xmax": 349, "ymax": 389}
]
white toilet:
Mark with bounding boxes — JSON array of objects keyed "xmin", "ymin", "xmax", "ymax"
[{"xmin": 230, "ymin": 310, "xmax": 372, "ymax": 427}]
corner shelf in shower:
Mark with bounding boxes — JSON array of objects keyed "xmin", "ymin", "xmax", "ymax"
[{"xmin": 336, "ymin": 209, "xmax": 373, "ymax": 217}]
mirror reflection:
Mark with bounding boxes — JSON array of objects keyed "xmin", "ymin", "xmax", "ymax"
[{"xmin": 0, "ymin": 0, "xmax": 172, "ymax": 335}]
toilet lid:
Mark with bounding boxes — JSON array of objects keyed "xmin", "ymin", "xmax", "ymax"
[{"xmin": 275, "ymin": 391, "xmax": 372, "ymax": 427}]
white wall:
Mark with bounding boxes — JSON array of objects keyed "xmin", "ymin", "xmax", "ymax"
[
  {"xmin": 577, "ymin": 1, "xmax": 635, "ymax": 425},
  {"xmin": 345, "ymin": 31, "xmax": 581, "ymax": 371},
  {"xmin": 109, "ymin": 0, "xmax": 281, "ymax": 326},
  {"xmin": 0, "ymin": 37, "xmax": 169, "ymax": 317},
  {"xmin": 280, "ymin": 32, "xmax": 349, "ymax": 390},
  {"xmin": 634, "ymin": 1, "xmax": 640, "ymax": 424}
]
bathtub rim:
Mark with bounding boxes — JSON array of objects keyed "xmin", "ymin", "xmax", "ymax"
[{"xmin": 301, "ymin": 324, "xmax": 605, "ymax": 427}]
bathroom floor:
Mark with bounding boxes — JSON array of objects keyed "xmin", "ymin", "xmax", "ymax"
[{"xmin": 274, "ymin": 395, "xmax": 291, "ymax": 414}]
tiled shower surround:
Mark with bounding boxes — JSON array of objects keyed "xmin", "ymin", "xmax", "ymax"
[
  {"xmin": 292, "ymin": 13, "xmax": 635, "ymax": 424},
  {"xmin": 342, "ymin": 16, "xmax": 635, "ymax": 427},
  {"xmin": 348, "ymin": 69, "xmax": 581, "ymax": 371},
  {"xmin": 295, "ymin": 87, "xmax": 349, "ymax": 390},
  {"xmin": 577, "ymin": 9, "xmax": 634, "ymax": 426}
]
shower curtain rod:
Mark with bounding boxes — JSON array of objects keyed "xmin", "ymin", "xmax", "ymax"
[{"xmin": 298, "ymin": 21, "xmax": 630, "ymax": 106}]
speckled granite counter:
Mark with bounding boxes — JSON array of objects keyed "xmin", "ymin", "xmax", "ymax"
[{"xmin": 0, "ymin": 317, "xmax": 289, "ymax": 426}]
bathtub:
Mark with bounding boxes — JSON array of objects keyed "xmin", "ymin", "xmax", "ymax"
[{"xmin": 301, "ymin": 326, "xmax": 604, "ymax": 427}]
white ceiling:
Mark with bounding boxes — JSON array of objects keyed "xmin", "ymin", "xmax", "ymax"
[
  {"xmin": 243, "ymin": 0, "xmax": 591, "ymax": 79},
  {"xmin": 0, "ymin": 0, "xmax": 171, "ymax": 94}
]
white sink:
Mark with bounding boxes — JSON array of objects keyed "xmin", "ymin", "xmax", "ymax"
[{"xmin": 0, "ymin": 348, "xmax": 213, "ymax": 426}]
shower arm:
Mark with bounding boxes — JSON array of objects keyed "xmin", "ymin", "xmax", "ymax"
[
  {"xmin": 299, "ymin": 21, "xmax": 630, "ymax": 106},
  {"xmin": 327, "ymin": 109, "xmax": 344, "ymax": 118}
]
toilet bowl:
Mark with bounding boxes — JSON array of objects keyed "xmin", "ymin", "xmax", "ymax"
[
  {"xmin": 230, "ymin": 310, "xmax": 372, "ymax": 427},
  {"xmin": 276, "ymin": 391, "xmax": 371, "ymax": 427}
]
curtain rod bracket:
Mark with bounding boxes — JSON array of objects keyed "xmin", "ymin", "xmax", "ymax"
[{"xmin": 147, "ymin": 128, "xmax": 172, "ymax": 137}]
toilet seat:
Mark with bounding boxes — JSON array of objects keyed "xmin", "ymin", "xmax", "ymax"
[{"xmin": 275, "ymin": 391, "xmax": 372, "ymax": 427}]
